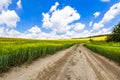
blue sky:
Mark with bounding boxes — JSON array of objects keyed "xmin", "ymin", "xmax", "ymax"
[{"xmin": 0, "ymin": 0, "xmax": 120, "ymax": 39}]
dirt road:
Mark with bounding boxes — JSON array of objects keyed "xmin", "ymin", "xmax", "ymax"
[{"xmin": 0, "ymin": 44, "xmax": 120, "ymax": 80}]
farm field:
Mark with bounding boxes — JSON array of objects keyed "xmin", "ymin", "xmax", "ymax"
[
  {"xmin": 85, "ymin": 41, "xmax": 120, "ymax": 64},
  {"xmin": 0, "ymin": 36, "xmax": 120, "ymax": 80},
  {"xmin": 0, "ymin": 43, "xmax": 120, "ymax": 80}
]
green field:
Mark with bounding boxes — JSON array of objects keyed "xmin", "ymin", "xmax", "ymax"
[
  {"xmin": 85, "ymin": 41, "xmax": 120, "ymax": 64},
  {"xmin": 0, "ymin": 36, "xmax": 120, "ymax": 72}
]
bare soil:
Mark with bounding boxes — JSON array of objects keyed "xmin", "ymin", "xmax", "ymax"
[{"xmin": 0, "ymin": 44, "xmax": 120, "ymax": 80}]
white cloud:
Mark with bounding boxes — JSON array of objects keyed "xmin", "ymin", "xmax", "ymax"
[
  {"xmin": 17, "ymin": 0, "xmax": 22, "ymax": 9},
  {"xmin": 64, "ymin": 27, "xmax": 111, "ymax": 38},
  {"xmin": 0, "ymin": 27, "xmax": 21, "ymax": 38},
  {"xmin": 93, "ymin": 2, "xmax": 120, "ymax": 30},
  {"xmin": 100, "ymin": 0, "xmax": 110, "ymax": 2},
  {"xmin": 22, "ymin": 25, "xmax": 43, "ymax": 39},
  {"xmin": 42, "ymin": 13, "xmax": 52, "ymax": 28},
  {"xmin": 0, "ymin": 0, "xmax": 11, "ymax": 12},
  {"xmin": 28, "ymin": 25, "xmax": 41, "ymax": 33},
  {"xmin": 93, "ymin": 23, "xmax": 104, "ymax": 30},
  {"xmin": 23, "ymin": 25, "xmax": 54, "ymax": 39},
  {"xmin": 0, "ymin": 0, "xmax": 20, "ymax": 28},
  {"xmin": 74, "ymin": 23, "xmax": 85, "ymax": 32},
  {"xmin": 0, "ymin": 0, "xmax": 21, "ymax": 38},
  {"xmin": 42, "ymin": 3, "xmax": 81, "ymax": 34},
  {"xmin": 101, "ymin": 2, "xmax": 120, "ymax": 24},
  {"xmin": 41, "ymin": 2, "xmax": 87, "ymax": 39},
  {"xmin": 65, "ymin": 31, "xmax": 74, "ymax": 37},
  {"xmin": 0, "ymin": 10, "xmax": 20, "ymax": 28},
  {"xmin": 89, "ymin": 21, "xmax": 93, "ymax": 27},
  {"xmin": 92, "ymin": 28, "xmax": 111, "ymax": 36},
  {"xmin": 5, "ymin": 29, "xmax": 20, "ymax": 37},
  {"xmin": 50, "ymin": 2, "xmax": 59, "ymax": 12},
  {"xmin": 93, "ymin": 12, "xmax": 100, "ymax": 18},
  {"xmin": 0, "ymin": 27, "xmax": 5, "ymax": 36}
]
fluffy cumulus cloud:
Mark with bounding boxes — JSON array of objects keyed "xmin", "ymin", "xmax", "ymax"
[
  {"xmin": 93, "ymin": 2, "xmax": 120, "ymax": 30},
  {"xmin": 0, "ymin": 0, "xmax": 20, "ymax": 38},
  {"xmin": 73, "ymin": 23, "xmax": 85, "ymax": 32},
  {"xmin": 17, "ymin": 0, "xmax": 22, "ymax": 9},
  {"xmin": 5, "ymin": 29, "xmax": 20, "ymax": 37},
  {"xmin": 0, "ymin": 10, "xmax": 20, "ymax": 27},
  {"xmin": 28, "ymin": 25, "xmax": 41, "ymax": 33},
  {"xmin": 0, "ymin": 0, "xmax": 12, "ymax": 12},
  {"xmin": 0, "ymin": 27, "xmax": 21, "ymax": 38},
  {"xmin": 42, "ymin": 5, "xmax": 81, "ymax": 32},
  {"xmin": 22, "ymin": 25, "xmax": 57, "ymax": 39},
  {"xmin": 50, "ymin": 2, "xmax": 59, "ymax": 12},
  {"xmin": 42, "ymin": 2, "xmax": 85, "ymax": 38},
  {"xmin": 100, "ymin": 0, "xmax": 110, "ymax": 2},
  {"xmin": 93, "ymin": 12, "xmax": 100, "ymax": 18},
  {"xmin": 91, "ymin": 28, "xmax": 111, "ymax": 36}
]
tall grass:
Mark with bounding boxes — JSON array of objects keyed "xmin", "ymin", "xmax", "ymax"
[{"xmin": 85, "ymin": 41, "xmax": 120, "ymax": 64}]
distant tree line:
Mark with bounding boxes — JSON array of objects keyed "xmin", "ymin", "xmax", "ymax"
[{"xmin": 106, "ymin": 22, "xmax": 120, "ymax": 42}]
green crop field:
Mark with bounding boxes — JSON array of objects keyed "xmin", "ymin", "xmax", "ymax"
[
  {"xmin": 0, "ymin": 38, "xmax": 85, "ymax": 72},
  {"xmin": 0, "ymin": 35, "xmax": 120, "ymax": 73},
  {"xmin": 85, "ymin": 41, "xmax": 120, "ymax": 64}
]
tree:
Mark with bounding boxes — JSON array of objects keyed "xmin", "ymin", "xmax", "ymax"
[{"xmin": 106, "ymin": 22, "xmax": 120, "ymax": 42}]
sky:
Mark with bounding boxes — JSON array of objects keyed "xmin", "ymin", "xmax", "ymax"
[{"xmin": 0, "ymin": 0, "xmax": 120, "ymax": 39}]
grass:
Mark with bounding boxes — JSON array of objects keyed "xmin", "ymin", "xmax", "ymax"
[
  {"xmin": 0, "ymin": 38, "xmax": 85, "ymax": 72},
  {"xmin": 85, "ymin": 41, "xmax": 120, "ymax": 64}
]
